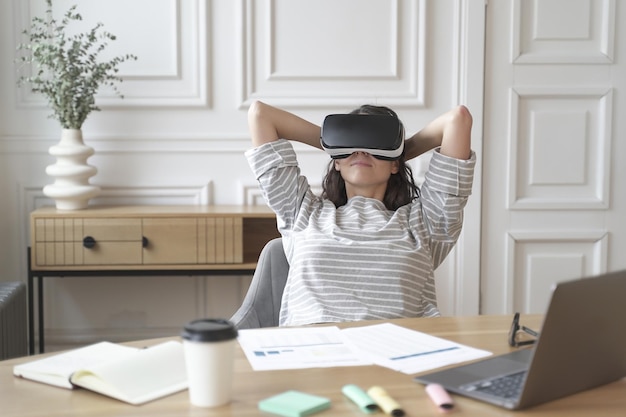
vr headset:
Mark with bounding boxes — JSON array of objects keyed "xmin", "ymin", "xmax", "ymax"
[{"xmin": 320, "ymin": 114, "xmax": 404, "ymax": 160}]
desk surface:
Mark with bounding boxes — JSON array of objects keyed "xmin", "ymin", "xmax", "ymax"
[{"xmin": 2, "ymin": 315, "xmax": 625, "ymax": 416}]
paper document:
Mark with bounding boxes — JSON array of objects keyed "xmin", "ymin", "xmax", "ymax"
[
  {"xmin": 238, "ymin": 323, "xmax": 491, "ymax": 374},
  {"xmin": 342, "ymin": 323, "xmax": 492, "ymax": 374},
  {"xmin": 237, "ymin": 326, "xmax": 372, "ymax": 370}
]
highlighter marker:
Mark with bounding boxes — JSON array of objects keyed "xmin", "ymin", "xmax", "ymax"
[
  {"xmin": 425, "ymin": 384, "xmax": 454, "ymax": 413},
  {"xmin": 367, "ymin": 386, "xmax": 405, "ymax": 417},
  {"xmin": 342, "ymin": 384, "xmax": 378, "ymax": 414}
]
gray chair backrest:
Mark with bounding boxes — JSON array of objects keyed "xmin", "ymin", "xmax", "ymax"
[{"xmin": 229, "ymin": 238, "xmax": 289, "ymax": 329}]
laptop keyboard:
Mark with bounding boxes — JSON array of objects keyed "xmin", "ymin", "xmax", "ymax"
[{"xmin": 463, "ymin": 371, "xmax": 527, "ymax": 399}]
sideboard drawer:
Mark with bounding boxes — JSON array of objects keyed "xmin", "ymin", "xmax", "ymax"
[
  {"xmin": 30, "ymin": 206, "xmax": 279, "ymax": 270},
  {"xmin": 82, "ymin": 218, "xmax": 143, "ymax": 265},
  {"xmin": 83, "ymin": 242, "xmax": 143, "ymax": 265},
  {"xmin": 33, "ymin": 218, "xmax": 143, "ymax": 266},
  {"xmin": 83, "ymin": 218, "xmax": 142, "ymax": 242}
]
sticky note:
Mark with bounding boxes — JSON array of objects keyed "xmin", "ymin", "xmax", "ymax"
[{"xmin": 258, "ymin": 390, "xmax": 331, "ymax": 417}]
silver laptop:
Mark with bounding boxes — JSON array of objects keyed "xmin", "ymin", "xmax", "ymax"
[{"xmin": 414, "ymin": 269, "xmax": 626, "ymax": 410}]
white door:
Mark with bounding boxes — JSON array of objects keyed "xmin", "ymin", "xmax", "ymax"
[{"xmin": 481, "ymin": 0, "xmax": 626, "ymax": 314}]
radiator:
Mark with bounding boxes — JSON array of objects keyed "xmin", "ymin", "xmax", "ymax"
[{"xmin": 0, "ymin": 282, "xmax": 28, "ymax": 360}]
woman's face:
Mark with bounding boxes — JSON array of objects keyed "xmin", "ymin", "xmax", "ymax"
[{"xmin": 333, "ymin": 151, "xmax": 399, "ymax": 200}]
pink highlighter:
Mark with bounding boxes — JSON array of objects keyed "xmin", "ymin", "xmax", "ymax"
[{"xmin": 425, "ymin": 384, "xmax": 454, "ymax": 413}]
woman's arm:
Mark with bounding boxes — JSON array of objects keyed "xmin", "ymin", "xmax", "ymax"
[
  {"xmin": 404, "ymin": 105, "xmax": 473, "ymax": 160},
  {"xmin": 249, "ymin": 101, "xmax": 472, "ymax": 160},
  {"xmin": 248, "ymin": 101, "xmax": 321, "ymax": 149}
]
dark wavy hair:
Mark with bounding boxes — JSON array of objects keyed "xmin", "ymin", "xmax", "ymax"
[{"xmin": 321, "ymin": 105, "xmax": 420, "ymax": 210}]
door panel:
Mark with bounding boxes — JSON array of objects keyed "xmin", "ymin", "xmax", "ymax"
[{"xmin": 481, "ymin": 0, "xmax": 625, "ymax": 314}]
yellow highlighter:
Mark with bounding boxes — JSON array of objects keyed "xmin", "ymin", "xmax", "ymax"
[{"xmin": 367, "ymin": 386, "xmax": 405, "ymax": 417}]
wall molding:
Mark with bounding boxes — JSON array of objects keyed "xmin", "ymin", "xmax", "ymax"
[
  {"xmin": 504, "ymin": 229, "xmax": 608, "ymax": 311},
  {"xmin": 238, "ymin": 0, "xmax": 426, "ymax": 108},
  {"xmin": 13, "ymin": 0, "xmax": 209, "ymax": 108},
  {"xmin": 511, "ymin": 0, "xmax": 615, "ymax": 64},
  {"xmin": 507, "ymin": 87, "xmax": 613, "ymax": 210}
]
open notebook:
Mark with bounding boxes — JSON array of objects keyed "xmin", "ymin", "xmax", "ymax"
[{"xmin": 13, "ymin": 340, "xmax": 187, "ymax": 405}]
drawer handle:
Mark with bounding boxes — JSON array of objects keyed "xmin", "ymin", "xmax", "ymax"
[
  {"xmin": 83, "ymin": 236, "xmax": 148, "ymax": 249},
  {"xmin": 83, "ymin": 236, "xmax": 96, "ymax": 249}
]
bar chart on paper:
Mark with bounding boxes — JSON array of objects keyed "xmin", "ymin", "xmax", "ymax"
[
  {"xmin": 237, "ymin": 326, "xmax": 371, "ymax": 370},
  {"xmin": 237, "ymin": 323, "xmax": 491, "ymax": 373},
  {"xmin": 342, "ymin": 323, "xmax": 492, "ymax": 374}
]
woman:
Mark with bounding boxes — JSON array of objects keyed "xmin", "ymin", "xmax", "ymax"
[{"xmin": 246, "ymin": 101, "xmax": 475, "ymax": 326}]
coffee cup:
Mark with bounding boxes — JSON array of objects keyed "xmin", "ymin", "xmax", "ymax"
[{"xmin": 181, "ymin": 318, "xmax": 238, "ymax": 407}]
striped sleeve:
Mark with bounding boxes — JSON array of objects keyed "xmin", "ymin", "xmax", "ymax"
[
  {"xmin": 245, "ymin": 139, "xmax": 310, "ymax": 234},
  {"xmin": 416, "ymin": 149, "xmax": 476, "ymax": 268},
  {"xmin": 423, "ymin": 149, "xmax": 476, "ymax": 197}
]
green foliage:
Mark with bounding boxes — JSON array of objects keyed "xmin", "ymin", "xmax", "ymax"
[{"xmin": 15, "ymin": 0, "xmax": 137, "ymax": 129}]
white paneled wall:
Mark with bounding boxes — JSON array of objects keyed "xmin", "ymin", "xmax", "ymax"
[
  {"xmin": 0, "ymin": 0, "xmax": 486, "ymax": 346},
  {"xmin": 2, "ymin": 0, "xmax": 624, "ymax": 345}
]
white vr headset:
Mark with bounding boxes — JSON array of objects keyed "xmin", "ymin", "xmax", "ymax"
[{"xmin": 320, "ymin": 114, "xmax": 405, "ymax": 160}]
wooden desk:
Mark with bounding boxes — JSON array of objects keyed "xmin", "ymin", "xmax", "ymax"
[
  {"xmin": 28, "ymin": 205, "xmax": 279, "ymax": 354},
  {"xmin": 2, "ymin": 315, "xmax": 625, "ymax": 416}
]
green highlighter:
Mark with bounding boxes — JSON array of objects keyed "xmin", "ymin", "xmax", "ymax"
[
  {"xmin": 258, "ymin": 390, "xmax": 331, "ymax": 417},
  {"xmin": 342, "ymin": 384, "xmax": 379, "ymax": 414}
]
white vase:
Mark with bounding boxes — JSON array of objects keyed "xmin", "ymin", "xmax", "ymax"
[{"xmin": 42, "ymin": 129, "xmax": 101, "ymax": 210}]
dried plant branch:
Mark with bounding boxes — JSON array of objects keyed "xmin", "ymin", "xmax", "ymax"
[{"xmin": 16, "ymin": 0, "xmax": 138, "ymax": 129}]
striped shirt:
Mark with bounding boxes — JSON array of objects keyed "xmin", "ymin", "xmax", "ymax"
[{"xmin": 246, "ymin": 139, "xmax": 476, "ymax": 326}]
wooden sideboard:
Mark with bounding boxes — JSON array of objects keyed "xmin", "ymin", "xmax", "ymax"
[{"xmin": 28, "ymin": 205, "xmax": 279, "ymax": 354}]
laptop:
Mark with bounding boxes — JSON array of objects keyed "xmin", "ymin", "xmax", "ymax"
[{"xmin": 414, "ymin": 269, "xmax": 626, "ymax": 410}]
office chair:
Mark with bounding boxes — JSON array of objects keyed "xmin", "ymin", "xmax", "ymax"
[{"xmin": 229, "ymin": 238, "xmax": 289, "ymax": 329}]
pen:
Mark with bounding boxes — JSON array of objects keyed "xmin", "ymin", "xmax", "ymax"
[
  {"xmin": 367, "ymin": 386, "xmax": 405, "ymax": 417},
  {"xmin": 342, "ymin": 384, "xmax": 378, "ymax": 414},
  {"xmin": 425, "ymin": 383, "xmax": 454, "ymax": 413}
]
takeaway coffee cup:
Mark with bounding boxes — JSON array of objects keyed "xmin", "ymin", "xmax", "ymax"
[{"xmin": 181, "ymin": 318, "xmax": 238, "ymax": 407}]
